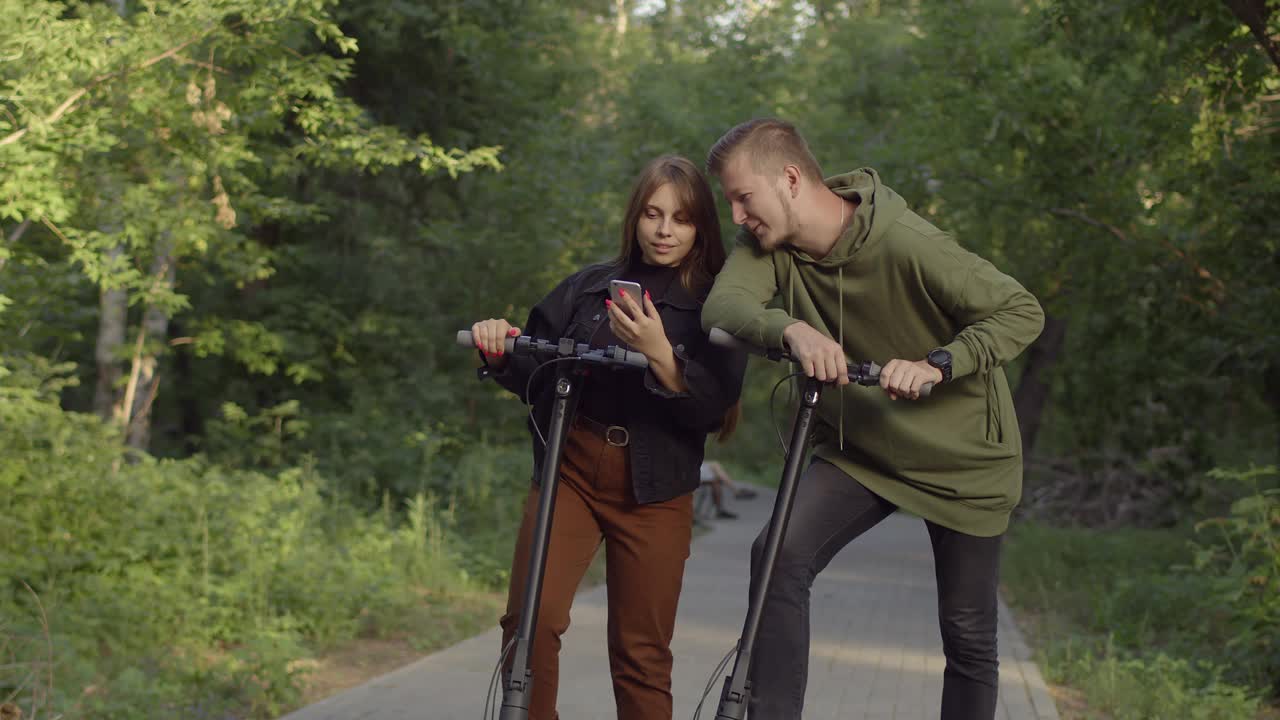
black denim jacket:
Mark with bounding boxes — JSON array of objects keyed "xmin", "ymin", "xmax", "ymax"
[{"xmin": 490, "ymin": 262, "xmax": 747, "ymax": 504}]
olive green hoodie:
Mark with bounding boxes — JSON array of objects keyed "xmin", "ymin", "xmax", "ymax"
[{"xmin": 702, "ymin": 168, "xmax": 1045, "ymax": 536}]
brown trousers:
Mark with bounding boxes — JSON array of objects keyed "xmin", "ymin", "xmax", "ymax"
[{"xmin": 501, "ymin": 415, "xmax": 694, "ymax": 720}]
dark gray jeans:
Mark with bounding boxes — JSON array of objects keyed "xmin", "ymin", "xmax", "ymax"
[{"xmin": 747, "ymin": 459, "xmax": 1003, "ymax": 720}]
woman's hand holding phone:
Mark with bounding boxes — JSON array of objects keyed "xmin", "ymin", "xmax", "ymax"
[
  {"xmin": 606, "ymin": 287, "xmax": 669, "ymax": 361},
  {"xmin": 607, "ymin": 289, "xmax": 688, "ymax": 393},
  {"xmin": 471, "ymin": 318, "xmax": 520, "ymax": 366}
]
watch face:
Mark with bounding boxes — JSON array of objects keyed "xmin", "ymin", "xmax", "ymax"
[{"xmin": 927, "ymin": 349, "xmax": 952, "ymax": 383}]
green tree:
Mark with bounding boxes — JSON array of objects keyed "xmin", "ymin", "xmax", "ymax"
[{"xmin": 0, "ymin": 0, "xmax": 499, "ymax": 450}]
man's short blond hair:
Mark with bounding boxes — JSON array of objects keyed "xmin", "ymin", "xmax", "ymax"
[{"xmin": 706, "ymin": 118, "xmax": 824, "ymax": 183}]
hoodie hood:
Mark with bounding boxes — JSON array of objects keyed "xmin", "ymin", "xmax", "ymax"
[{"xmin": 798, "ymin": 167, "xmax": 908, "ymax": 268}]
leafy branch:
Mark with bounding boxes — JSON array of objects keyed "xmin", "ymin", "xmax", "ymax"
[{"xmin": 0, "ymin": 31, "xmax": 210, "ymax": 147}]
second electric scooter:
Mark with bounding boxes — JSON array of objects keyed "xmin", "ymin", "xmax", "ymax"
[{"xmin": 701, "ymin": 327, "xmax": 932, "ymax": 720}]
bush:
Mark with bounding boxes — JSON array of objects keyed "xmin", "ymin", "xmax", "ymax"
[
  {"xmin": 0, "ymin": 355, "xmax": 509, "ymax": 718},
  {"xmin": 1186, "ymin": 466, "xmax": 1280, "ymax": 696},
  {"xmin": 1051, "ymin": 646, "xmax": 1260, "ymax": 720},
  {"xmin": 1003, "ymin": 480, "xmax": 1278, "ymax": 719}
]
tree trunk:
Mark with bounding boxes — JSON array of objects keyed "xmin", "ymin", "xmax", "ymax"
[
  {"xmin": 125, "ymin": 247, "xmax": 174, "ymax": 450},
  {"xmin": 615, "ymin": 0, "xmax": 628, "ymax": 37},
  {"xmin": 1263, "ymin": 359, "xmax": 1280, "ymax": 456},
  {"xmin": 609, "ymin": 0, "xmax": 627, "ymax": 59},
  {"xmin": 94, "ymin": 245, "xmax": 128, "ymax": 421},
  {"xmin": 1014, "ymin": 313, "xmax": 1067, "ymax": 457},
  {"xmin": 95, "ymin": 0, "xmax": 131, "ymax": 421},
  {"xmin": 1, "ymin": 219, "xmax": 32, "ymax": 272},
  {"xmin": 1222, "ymin": 0, "xmax": 1280, "ymax": 75},
  {"xmin": 169, "ymin": 318, "xmax": 204, "ymax": 453}
]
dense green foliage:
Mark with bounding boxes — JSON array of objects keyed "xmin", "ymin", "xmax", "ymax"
[
  {"xmin": 1003, "ymin": 467, "xmax": 1279, "ymax": 716},
  {"xmin": 1, "ymin": 354, "xmax": 526, "ymax": 715},
  {"xmin": 2, "ymin": 0, "xmax": 1277, "ymax": 716}
]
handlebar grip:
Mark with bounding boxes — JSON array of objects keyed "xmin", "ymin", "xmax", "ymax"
[
  {"xmin": 711, "ymin": 328, "xmax": 934, "ymax": 396},
  {"xmin": 595, "ymin": 344, "xmax": 650, "ymax": 369},
  {"xmin": 621, "ymin": 350, "xmax": 649, "ymax": 368},
  {"xmin": 860, "ymin": 361, "xmax": 933, "ymax": 397},
  {"xmin": 708, "ymin": 328, "xmax": 769, "ymax": 357},
  {"xmin": 456, "ymin": 330, "xmax": 516, "ymax": 353}
]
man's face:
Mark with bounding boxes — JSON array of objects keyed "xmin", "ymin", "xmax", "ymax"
[{"xmin": 719, "ymin": 154, "xmax": 796, "ymax": 251}]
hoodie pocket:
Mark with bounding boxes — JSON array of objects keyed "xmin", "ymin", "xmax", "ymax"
[{"xmin": 985, "ymin": 372, "xmax": 1004, "ymax": 445}]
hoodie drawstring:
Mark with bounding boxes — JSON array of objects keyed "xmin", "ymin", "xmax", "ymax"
[
  {"xmin": 788, "ymin": 259, "xmax": 795, "ymax": 319},
  {"xmin": 838, "ymin": 265, "xmax": 845, "ymax": 451},
  {"xmin": 788, "ymin": 260, "xmax": 799, "ymax": 418}
]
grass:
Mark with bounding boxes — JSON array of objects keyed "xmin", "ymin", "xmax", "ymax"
[
  {"xmin": 295, "ymin": 587, "xmax": 506, "ymax": 707},
  {"xmin": 292, "ymin": 497, "xmax": 613, "ymax": 712},
  {"xmin": 1002, "ymin": 520, "xmax": 1276, "ymax": 720}
]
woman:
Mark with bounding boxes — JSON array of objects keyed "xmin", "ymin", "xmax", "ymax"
[{"xmin": 470, "ymin": 155, "xmax": 746, "ymax": 720}]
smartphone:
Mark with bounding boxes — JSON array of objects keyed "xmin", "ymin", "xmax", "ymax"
[{"xmin": 609, "ymin": 279, "xmax": 643, "ymax": 307}]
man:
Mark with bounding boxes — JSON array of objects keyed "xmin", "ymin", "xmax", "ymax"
[{"xmin": 701, "ymin": 118, "xmax": 1044, "ymax": 719}]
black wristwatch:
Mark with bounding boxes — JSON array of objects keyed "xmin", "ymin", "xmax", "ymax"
[{"xmin": 926, "ymin": 348, "xmax": 953, "ymax": 384}]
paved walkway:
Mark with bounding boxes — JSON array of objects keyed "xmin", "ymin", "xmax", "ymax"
[{"xmin": 281, "ymin": 486, "xmax": 1059, "ymax": 720}]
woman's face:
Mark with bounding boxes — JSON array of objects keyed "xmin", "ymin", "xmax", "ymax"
[{"xmin": 635, "ymin": 182, "xmax": 697, "ymax": 267}]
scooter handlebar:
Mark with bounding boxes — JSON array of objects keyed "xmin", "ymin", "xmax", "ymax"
[
  {"xmin": 708, "ymin": 328, "xmax": 932, "ymax": 397},
  {"xmin": 456, "ymin": 330, "xmax": 516, "ymax": 354},
  {"xmin": 707, "ymin": 328, "xmax": 769, "ymax": 357},
  {"xmin": 598, "ymin": 345, "xmax": 650, "ymax": 369},
  {"xmin": 456, "ymin": 330, "xmax": 649, "ymax": 370}
]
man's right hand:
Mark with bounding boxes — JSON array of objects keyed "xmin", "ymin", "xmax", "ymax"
[
  {"xmin": 471, "ymin": 318, "xmax": 520, "ymax": 367},
  {"xmin": 782, "ymin": 321, "xmax": 850, "ymax": 385}
]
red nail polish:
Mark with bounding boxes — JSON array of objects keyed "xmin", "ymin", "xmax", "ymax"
[
  {"xmin": 620, "ymin": 289, "xmax": 627, "ymax": 297},
  {"xmin": 605, "ymin": 299, "xmax": 613, "ymax": 306},
  {"xmin": 644, "ymin": 290, "xmax": 651, "ymax": 300}
]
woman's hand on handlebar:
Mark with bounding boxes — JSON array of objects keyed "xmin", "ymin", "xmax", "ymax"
[
  {"xmin": 879, "ymin": 358, "xmax": 942, "ymax": 401},
  {"xmin": 782, "ymin": 322, "xmax": 850, "ymax": 386},
  {"xmin": 471, "ymin": 318, "xmax": 520, "ymax": 367}
]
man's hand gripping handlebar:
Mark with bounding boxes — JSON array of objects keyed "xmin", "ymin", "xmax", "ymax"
[{"xmin": 706, "ymin": 327, "xmax": 932, "ymax": 397}]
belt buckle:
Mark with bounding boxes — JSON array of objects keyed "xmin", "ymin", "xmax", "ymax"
[{"xmin": 605, "ymin": 425, "xmax": 629, "ymax": 447}]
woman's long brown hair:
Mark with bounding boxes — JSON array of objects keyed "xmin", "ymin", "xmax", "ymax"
[{"xmin": 613, "ymin": 155, "xmax": 740, "ymax": 440}]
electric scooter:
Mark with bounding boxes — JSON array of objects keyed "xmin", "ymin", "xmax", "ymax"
[
  {"xmin": 700, "ymin": 328, "xmax": 933, "ymax": 720},
  {"xmin": 454, "ymin": 330, "xmax": 649, "ymax": 720}
]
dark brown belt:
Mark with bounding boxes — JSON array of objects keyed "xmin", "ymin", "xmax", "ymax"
[{"xmin": 574, "ymin": 413, "xmax": 630, "ymax": 447}]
